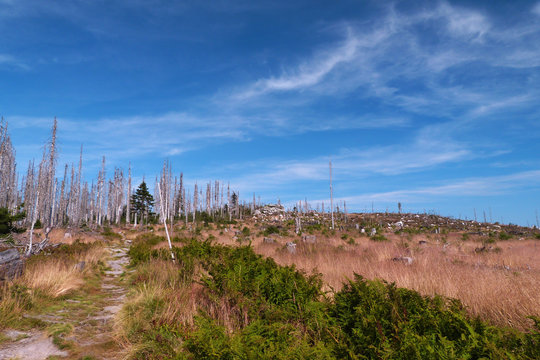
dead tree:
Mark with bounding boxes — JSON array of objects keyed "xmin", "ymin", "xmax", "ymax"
[
  {"xmin": 127, "ymin": 163, "xmax": 131, "ymax": 225},
  {"xmin": 330, "ymin": 160, "xmax": 335, "ymax": 230},
  {"xmin": 0, "ymin": 119, "xmax": 18, "ymax": 211}
]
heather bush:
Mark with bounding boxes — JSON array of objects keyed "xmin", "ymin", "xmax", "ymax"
[{"xmin": 120, "ymin": 234, "xmax": 540, "ymax": 359}]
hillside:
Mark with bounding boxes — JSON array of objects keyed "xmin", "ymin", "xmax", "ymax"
[{"xmin": 1, "ymin": 210, "xmax": 539, "ymax": 359}]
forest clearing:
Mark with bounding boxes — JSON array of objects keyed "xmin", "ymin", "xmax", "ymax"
[
  {"xmin": 1, "ymin": 208, "xmax": 539, "ymax": 359},
  {"xmin": 3, "ymin": 1, "xmax": 540, "ymax": 358},
  {"xmin": 1, "ymin": 117, "xmax": 540, "ymax": 359}
]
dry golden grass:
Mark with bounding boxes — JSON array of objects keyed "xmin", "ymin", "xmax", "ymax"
[
  {"xmin": 250, "ymin": 233, "xmax": 540, "ymax": 330},
  {"xmin": 22, "ymin": 259, "xmax": 85, "ymax": 298},
  {"xmin": 0, "ymin": 285, "xmax": 28, "ymax": 330},
  {"xmin": 122, "ymin": 225, "xmax": 540, "ymax": 331},
  {"xmin": 22, "ymin": 244, "xmax": 106, "ymax": 298},
  {"xmin": 114, "ymin": 259, "xmax": 198, "ymax": 356},
  {"xmin": 115, "ymin": 256, "xmax": 249, "ymax": 358},
  {"xmin": 0, "ymin": 237, "xmax": 107, "ymax": 331}
]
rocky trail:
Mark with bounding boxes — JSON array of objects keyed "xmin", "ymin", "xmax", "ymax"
[{"xmin": 0, "ymin": 240, "xmax": 131, "ymax": 360}]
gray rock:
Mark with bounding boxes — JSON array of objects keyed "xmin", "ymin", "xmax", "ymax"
[
  {"xmin": 392, "ymin": 256, "xmax": 413, "ymax": 265},
  {"xmin": 74, "ymin": 261, "xmax": 86, "ymax": 272},
  {"xmin": 286, "ymin": 242, "xmax": 296, "ymax": 254},
  {"xmin": 263, "ymin": 237, "xmax": 275, "ymax": 244},
  {"xmin": 370, "ymin": 228, "xmax": 377, "ymax": 236},
  {"xmin": 0, "ymin": 248, "xmax": 23, "ymax": 281},
  {"xmin": 302, "ymin": 235, "xmax": 316, "ymax": 244},
  {"xmin": 0, "ymin": 248, "xmax": 20, "ymax": 264}
]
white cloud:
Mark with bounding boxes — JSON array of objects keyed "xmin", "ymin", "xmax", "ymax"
[
  {"xmin": 336, "ymin": 170, "xmax": 540, "ymax": 205},
  {"xmin": 226, "ymin": 1, "xmax": 539, "ymax": 126},
  {"xmin": 533, "ymin": 3, "xmax": 540, "ymax": 16},
  {"xmin": 235, "ymin": 31, "xmax": 360, "ymax": 99},
  {"xmin": 438, "ymin": 2, "xmax": 490, "ymax": 39},
  {"xmin": 222, "ymin": 133, "xmax": 474, "ymax": 194},
  {"xmin": 0, "ymin": 54, "xmax": 28, "ymax": 69}
]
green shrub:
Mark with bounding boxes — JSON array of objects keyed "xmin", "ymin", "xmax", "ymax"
[
  {"xmin": 0, "ymin": 207, "xmax": 25, "ymax": 234},
  {"xmin": 371, "ymin": 233, "xmax": 389, "ymax": 242},
  {"xmin": 499, "ymin": 231, "xmax": 512, "ymax": 240},
  {"xmin": 128, "ymin": 233, "xmax": 163, "ymax": 266},
  {"xmin": 331, "ymin": 275, "xmax": 539, "ymax": 359},
  {"xmin": 263, "ymin": 225, "xmax": 280, "ymax": 236},
  {"xmin": 123, "ymin": 234, "xmax": 540, "ymax": 359},
  {"xmin": 102, "ymin": 227, "xmax": 122, "ymax": 240}
]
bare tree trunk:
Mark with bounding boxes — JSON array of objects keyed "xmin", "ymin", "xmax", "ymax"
[
  {"xmin": 157, "ymin": 182, "xmax": 175, "ymax": 262},
  {"xmin": 127, "ymin": 163, "xmax": 131, "ymax": 225},
  {"xmin": 27, "ymin": 186, "xmax": 40, "ymax": 256},
  {"xmin": 330, "ymin": 160, "xmax": 334, "ymax": 230}
]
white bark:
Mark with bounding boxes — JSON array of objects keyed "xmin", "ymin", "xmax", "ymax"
[{"xmin": 330, "ymin": 160, "xmax": 334, "ymax": 230}]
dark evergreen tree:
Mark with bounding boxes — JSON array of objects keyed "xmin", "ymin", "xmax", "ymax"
[
  {"xmin": 0, "ymin": 207, "xmax": 26, "ymax": 235},
  {"xmin": 231, "ymin": 192, "xmax": 238, "ymax": 208},
  {"xmin": 131, "ymin": 181, "xmax": 154, "ymax": 225}
]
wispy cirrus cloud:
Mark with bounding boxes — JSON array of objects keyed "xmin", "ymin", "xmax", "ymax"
[
  {"xmin": 8, "ymin": 113, "xmax": 248, "ymax": 171},
  {"xmin": 533, "ymin": 2, "xmax": 540, "ymax": 16},
  {"xmin": 234, "ymin": 29, "xmax": 361, "ymax": 99},
  {"xmin": 227, "ymin": 1, "xmax": 539, "ymax": 126},
  {"xmin": 0, "ymin": 54, "xmax": 29, "ymax": 70},
  {"xmin": 334, "ymin": 170, "xmax": 540, "ymax": 204},
  {"xmin": 221, "ymin": 135, "xmax": 473, "ymax": 193}
]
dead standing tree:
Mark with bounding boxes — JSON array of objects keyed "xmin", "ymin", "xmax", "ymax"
[
  {"xmin": 0, "ymin": 118, "xmax": 18, "ymax": 212},
  {"xmin": 330, "ymin": 160, "xmax": 335, "ymax": 230}
]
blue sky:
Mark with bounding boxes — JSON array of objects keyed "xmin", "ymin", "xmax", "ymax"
[{"xmin": 1, "ymin": 0, "xmax": 540, "ymax": 225}]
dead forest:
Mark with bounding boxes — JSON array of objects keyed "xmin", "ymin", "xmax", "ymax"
[{"xmin": 0, "ymin": 119, "xmax": 251, "ymax": 235}]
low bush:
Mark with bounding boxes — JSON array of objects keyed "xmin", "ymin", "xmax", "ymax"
[
  {"xmin": 119, "ymin": 234, "xmax": 540, "ymax": 359},
  {"xmin": 128, "ymin": 233, "xmax": 164, "ymax": 266},
  {"xmin": 371, "ymin": 233, "xmax": 389, "ymax": 242},
  {"xmin": 102, "ymin": 227, "xmax": 122, "ymax": 240},
  {"xmin": 263, "ymin": 225, "xmax": 280, "ymax": 236}
]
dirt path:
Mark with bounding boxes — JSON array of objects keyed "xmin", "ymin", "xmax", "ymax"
[{"xmin": 0, "ymin": 240, "xmax": 131, "ymax": 360}]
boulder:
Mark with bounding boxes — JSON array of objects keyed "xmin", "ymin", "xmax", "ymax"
[
  {"xmin": 263, "ymin": 237, "xmax": 275, "ymax": 244},
  {"xmin": 302, "ymin": 235, "xmax": 316, "ymax": 244},
  {"xmin": 0, "ymin": 248, "xmax": 19, "ymax": 264},
  {"xmin": 286, "ymin": 242, "xmax": 296, "ymax": 254},
  {"xmin": 74, "ymin": 261, "xmax": 86, "ymax": 272},
  {"xmin": 392, "ymin": 256, "xmax": 413, "ymax": 265},
  {"xmin": 0, "ymin": 248, "xmax": 24, "ymax": 281},
  {"xmin": 370, "ymin": 228, "xmax": 377, "ymax": 236}
]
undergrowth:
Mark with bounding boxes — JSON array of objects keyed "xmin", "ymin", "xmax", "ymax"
[
  {"xmin": 118, "ymin": 233, "xmax": 540, "ymax": 359},
  {"xmin": 0, "ymin": 240, "xmax": 106, "ymax": 331}
]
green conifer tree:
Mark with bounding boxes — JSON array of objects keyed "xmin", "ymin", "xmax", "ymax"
[{"xmin": 131, "ymin": 181, "xmax": 154, "ymax": 225}]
